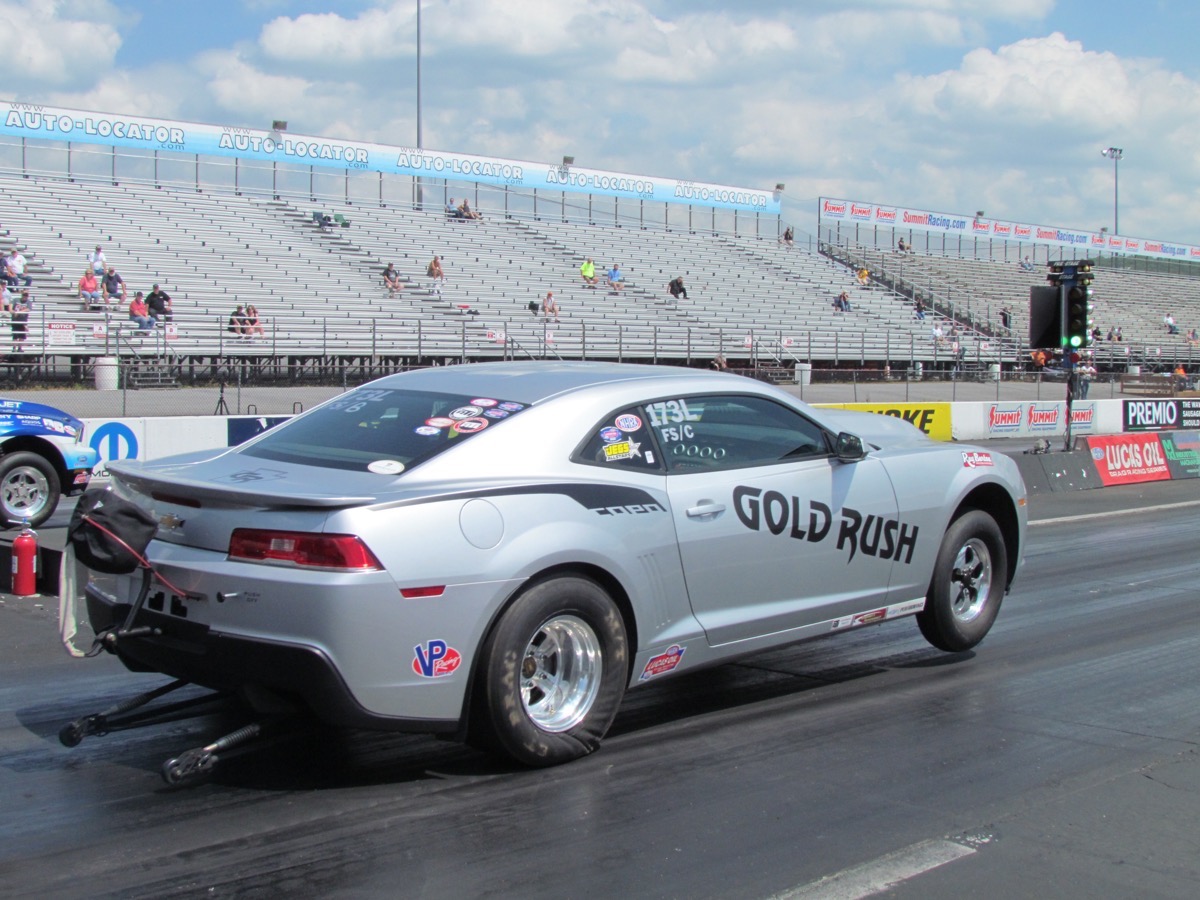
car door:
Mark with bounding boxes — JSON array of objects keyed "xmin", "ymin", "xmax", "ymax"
[{"xmin": 657, "ymin": 394, "xmax": 903, "ymax": 647}]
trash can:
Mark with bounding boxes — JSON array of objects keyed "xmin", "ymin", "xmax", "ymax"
[
  {"xmin": 1127, "ymin": 365, "xmax": 1141, "ymax": 375},
  {"xmin": 989, "ymin": 363, "xmax": 1001, "ymax": 381},
  {"xmin": 795, "ymin": 363, "xmax": 812, "ymax": 386},
  {"xmin": 94, "ymin": 356, "xmax": 118, "ymax": 391}
]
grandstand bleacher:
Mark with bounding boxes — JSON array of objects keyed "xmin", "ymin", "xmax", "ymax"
[{"xmin": 2, "ymin": 172, "xmax": 1199, "ymax": 388}]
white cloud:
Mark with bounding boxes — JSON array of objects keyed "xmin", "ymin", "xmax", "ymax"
[{"xmin": 0, "ymin": 0, "xmax": 124, "ymax": 87}]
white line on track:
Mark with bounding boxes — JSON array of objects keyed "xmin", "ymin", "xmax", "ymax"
[
  {"xmin": 1029, "ymin": 498, "xmax": 1200, "ymax": 527},
  {"xmin": 769, "ymin": 838, "xmax": 976, "ymax": 899}
]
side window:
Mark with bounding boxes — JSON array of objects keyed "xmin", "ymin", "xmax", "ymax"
[
  {"xmin": 646, "ymin": 395, "xmax": 830, "ymax": 473},
  {"xmin": 576, "ymin": 407, "xmax": 665, "ymax": 472}
]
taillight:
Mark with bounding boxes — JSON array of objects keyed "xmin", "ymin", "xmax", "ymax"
[{"xmin": 228, "ymin": 529, "xmax": 383, "ymax": 570}]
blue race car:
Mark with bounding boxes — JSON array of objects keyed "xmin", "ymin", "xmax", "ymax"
[{"xmin": 0, "ymin": 399, "xmax": 99, "ymax": 527}]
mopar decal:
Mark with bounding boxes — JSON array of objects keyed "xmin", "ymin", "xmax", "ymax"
[{"xmin": 733, "ymin": 485, "xmax": 918, "ymax": 564}]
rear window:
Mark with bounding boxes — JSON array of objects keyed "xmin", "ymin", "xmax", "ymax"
[{"xmin": 241, "ymin": 387, "xmax": 526, "ymax": 472}]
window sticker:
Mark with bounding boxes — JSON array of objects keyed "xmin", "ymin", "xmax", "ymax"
[
  {"xmin": 498, "ymin": 402, "xmax": 525, "ymax": 412},
  {"xmin": 615, "ymin": 413, "xmax": 643, "ymax": 432},
  {"xmin": 603, "ymin": 440, "xmax": 642, "ymax": 461},
  {"xmin": 449, "ymin": 405, "xmax": 484, "ymax": 420},
  {"xmin": 413, "ymin": 426, "xmax": 441, "ymax": 436},
  {"xmin": 471, "ymin": 398, "xmax": 499, "ymax": 407},
  {"xmin": 599, "ymin": 426, "xmax": 623, "ymax": 442},
  {"xmin": 368, "ymin": 459, "xmax": 406, "ymax": 475},
  {"xmin": 453, "ymin": 418, "xmax": 489, "ymax": 434},
  {"xmin": 426, "ymin": 416, "xmax": 454, "ymax": 428}
]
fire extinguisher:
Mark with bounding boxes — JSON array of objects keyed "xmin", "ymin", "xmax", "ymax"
[{"xmin": 12, "ymin": 519, "xmax": 38, "ymax": 597}]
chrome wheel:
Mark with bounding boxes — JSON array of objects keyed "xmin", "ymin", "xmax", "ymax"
[
  {"xmin": 949, "ymin": 537, "xmax": 993, "ymax": 624},
  {"xmin": 520, "ymin": 614, "xmax": 603, "ymax": 733},
  {"xmin": 1, "ymin": 463, "xmax": 51, "ymax": 523}
]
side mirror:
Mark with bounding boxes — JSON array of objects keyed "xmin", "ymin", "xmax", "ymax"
[{"xmin": 835, "ymin": 431, "xmax": 867, "ymax": 462}]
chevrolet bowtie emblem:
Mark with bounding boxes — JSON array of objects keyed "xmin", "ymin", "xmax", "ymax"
[{"xmin": 158, "ymin": 513, "xmax": 186, "ymax": 529}]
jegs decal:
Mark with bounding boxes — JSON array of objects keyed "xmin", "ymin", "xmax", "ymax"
[{"xmin": 733, "ymin": 485, "xmax": 919, "ymax": 564}]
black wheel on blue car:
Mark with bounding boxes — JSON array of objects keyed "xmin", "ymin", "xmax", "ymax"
[
  {"xmin": 917, "ymin": 509, "xmax": 1007, "ymax": 653},
  {"xmin": 0, "ymin": 451, "xmax": 61, "ymax": 529},
  {"xmin": 473, "ymin": 576, "xmax": 628, "ymax": 768}
]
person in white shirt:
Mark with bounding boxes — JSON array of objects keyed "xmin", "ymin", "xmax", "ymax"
[
  {"xmin": 88, "ymin": 245, "xmax": 106, "ymax": 278},
  {"xmin": 4, "ymin": 248, "xmax": 31, "ymax": 287}
]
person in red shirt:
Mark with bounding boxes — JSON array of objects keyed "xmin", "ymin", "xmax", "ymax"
[
  {"xmin": 128, "ymin": 291, "xmax": 155, "ymax": 331},
  {"xmin": 78, "ymin": 269, "xmax": 102, "ymax": 309}
]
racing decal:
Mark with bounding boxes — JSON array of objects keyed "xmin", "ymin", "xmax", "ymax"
[
  {"xmin": 449, "ymin": 405, "xmax": 484, "ymax": 420},
  {"xmin": 962, "ymin": 451, "xmax": 993, "ymax": 468},
  {"xmin": 215, "ymin": 467, "xmax": 289, "ymax": 484},
  {"xmin": 426, "ymin": 416, "xmax": 454, "ymax": 428},
  {"xmin": 412, "ymin": 640, "xmax": 462, "ymax": 678},
  {"xmin": 452, "ymin": 418, "xmax": 489, "ymax": 434},
  {"xmin": 829, "ymin": 598, "xmax": 926, "ymax": 631},
  {"xmin": 470, "ymin": 398, "xmax": 498, "ymax": 407},
  {"xmin": 640, "ymin": 644, "xmax": 686, "ymax": 680},
  {"xmin": 615, "ymin": 413, "xmax": 644, "ymax": 432},
  {"xmin": 599, "ymin": 426, "xmax": 622, "ymax": 442},
  {"xmin": 484, "ymin": 408, "xmax": 510, "ymax": 419},
  {"xmin": 413, "ymin": 426, "xmax": 441, "ymax": 436},
  {"xmin": 602, "ymin": 439, "xmax": 642, "ymax": 461},
  {"xmin": 733, "ymin": 485, "xmax": 919, "ymax": 564},
  {"xmin": 646, "ymin": 399, "xmax": 701, "ymax": 427},
  {"xmin": 498, "ymin": 402, "xmax": 525, "ymax": 411},
  {"xmin": 367, "ymin": 459, "xmax": 405, "ymax": 474}
]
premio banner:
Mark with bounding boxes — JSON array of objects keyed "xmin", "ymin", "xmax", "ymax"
[
  {"xmin": 1, "ymin": 100, "xmax": 777, "ymax": 214},
  {"xmin": 819, "ymin": 196, "xmax": 1200, "ymax": 263}
]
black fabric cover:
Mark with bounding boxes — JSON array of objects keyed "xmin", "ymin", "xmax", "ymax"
[{"xmin": 67, "ymin": 489, "xmax": 158, "ymax": 574}]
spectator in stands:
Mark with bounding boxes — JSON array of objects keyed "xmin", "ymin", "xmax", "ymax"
[
  {"xmin": 1, "ymin": 283, "xmax": 17, "ymax": 313},
  {"xmin": 446, "ymin": 198, "xmax": 464, "ymax": 220},
  {"xmin": 103, "ymin": 267, "xmax": 126, "ymax": 304},
  {"xmin": 1165, "ymin": 313, "xmax": 1179, "ymax": 335},
  {"xmin": 668, "ymin": 276, "xmax": 688, "ymax": 301},
  {"xmin": 1188, "ymin": 328, "xmax": 1199, "ymax": 346},
  {"xmin": 458, "ymin": 198, "xmax": 482, "ymax": 220},
  {"xmin": 1174, "ymin": 364, "xmax": 1189, "ymax": 390},
  {"xmin": 580, "ymin": 258, "xmax": 597, "ymax": 288},
  {"xmin": 780, "ymin": 226, "xmax": 794, "ymax": 246},
  {"xmin": 999, "ymin": 307, "xmax": 1012, "ymax": 331},
  {"xmin": 244, "ymin": 304, "xmax": 265, "ymax": 339},
  {"xmin": 1019, "ymin": 256, "xmax": 1035, "ymax": 272},
  {"xmin": 427, "ymin": 255, "xmax": 445, "ymax": 295},
  {"xmin": 607, "ymin": 263, "xmax": 624, "ymax": 292},
  {"xmin": 128, "ymin": 291, "xmax": 155, "ymax": 332},
  {"xmin": 897, "ymin": 238, "xmax": 908, "ymax": 252},
  {"xmin": 931, "ymin": 322, "xmax": 945, "ymax": 345},
  {"xmin": 228, "ymin": 304, "xmax": 249, "ymax": 338},
  {"xmin": 1114, "ymin": 326, "xmax": 1123, "ymax": 342},
  {"xmin": 541, "ymin": 291, "xmax": 560, "ymax": 323},
  {"xmin": 382, "ymin": 263, "xmax": 402, "ymax": 297},
  {"xmin": 145, "ymin": 283, "xmax": 173, "ymax": 323},
  {"xmin": 1030, "ymin": 348, "xmax": 1049, "ymax": 369},
  {"xmin": 833, "ymin": 290, "xmax": 851, "ymax": 313},
  {"xmin": 710, "ymin": 352, "xmax": 728, "ymax": 371},
  {"xmin": 1106, "ymin": 325, "xmax": 1115, "ymax": 341},
  {"xmin": 4, "ymin": 248, "xmax": 31, "ymax": 287},
  {"xmin": 88, "ymin": 245, "xmax": 106, "ymax": 279},
  {"xmin": 914, "ymin": 298, "xmax": 926, "ymax": 321},
  {"xmin": 10, "ymin": 291, "xmax": 29, "ymax": 351},
  {"xmin": 856, "ymin": 267, "xmax": 869, "ymax": 286},
  {"xmin": 78, "ymin": 268, "xmax": 103, "ymax": 309}
]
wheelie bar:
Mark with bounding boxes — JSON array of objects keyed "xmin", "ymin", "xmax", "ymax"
[
  {"xmin": 161, "ymin": 722, "xmax": 265, "ymax": 785},
  {"xmin": 58, "ymin": 678, "xmax": 211, "ymax": 747}
]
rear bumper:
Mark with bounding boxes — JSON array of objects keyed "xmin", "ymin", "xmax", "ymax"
[{"xmin": 84, "ymin": 582, "xmax": 461, "ymax": 735}]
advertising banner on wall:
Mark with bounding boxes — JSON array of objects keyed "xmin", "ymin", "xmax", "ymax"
[
  {"xmin": 1122, "ymin": 398, "xmax": 1200, "ymax": 431},
  {"xmin": 818, "ymin": 196, "xmax": 1199, "ymax": 263},
  {"xmin": 1157, "ymin": 430, "xmax": 1200, "ymax": 479},
  {"xmin": 1084, "ymin": 433, "xmax": 1172, "ymax": 486},
  {"xmin": 814, "ymin": 402, "xmax": 952, "ymax": 441},
  {"xmin": 0, "ymin": 100, "xmax": 778, "ymax": 214}
]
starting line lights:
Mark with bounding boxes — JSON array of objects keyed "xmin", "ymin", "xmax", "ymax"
[{"xmin": 1033, "ymin": 259, "xmax": 1095, "ymax": 350}]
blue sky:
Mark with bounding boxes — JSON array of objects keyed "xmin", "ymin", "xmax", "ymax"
[{"xmin": 2, "ymin": 0, "xmax": 1196, "ymax": 243}]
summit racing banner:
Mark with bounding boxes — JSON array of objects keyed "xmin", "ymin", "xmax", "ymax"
[{"xmin": 1085, "ymin": 433, "xmax": 1171, "ymax": 486}]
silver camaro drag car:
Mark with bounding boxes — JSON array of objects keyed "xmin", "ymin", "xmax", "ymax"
[{"xmin": 82, "ymin": 361, "xmax": 1027, "ymax": 768}]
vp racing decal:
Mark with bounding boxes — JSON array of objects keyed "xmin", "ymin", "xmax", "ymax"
[{"xmin": 733, "ymin": 485, "xmax": 919, "ymax": 564}]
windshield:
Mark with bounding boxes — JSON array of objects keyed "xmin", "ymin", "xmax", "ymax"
[{"xmin": 240, "ymin": 387, "xmax": 527, "ymax": 472}]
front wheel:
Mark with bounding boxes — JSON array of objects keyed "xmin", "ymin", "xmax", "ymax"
[
  {"xmin": 0, "ymin": 451, "xmax": 61, "ymax": 528},
  {"xmin": 472, "ymin": 576, "xmax": 628, "ymax": 767},
  {"xmin": 917, "ymin": 510, "xmax": 1007, "ymax": 652}
]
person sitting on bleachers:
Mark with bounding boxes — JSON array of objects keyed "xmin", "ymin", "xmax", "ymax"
[
  {"xmin": 128, "ymin": 292, "xmax": 155, "ymax": 332},
  {"xmin": 667, "ymin": 276, "xmax": 688, "ymax": 301},
  {"xmin": 78, "ymin": 269, "xmax": 103, "ymax": 309},
  {"xmin": 87, "ymin": 245, "xmax": 106, "ymax": 279},
  {"xmin": 382, "ymin": 263, "xmax": 402, "ymax": 297},
  {"xmin": 4, "ymin": 247, "xmax": 31, "ymax": 287},
  {"xmin": 458, "ymin": 198, "xmax": 482, "ymax": 221},
  {"xmin": 780, "ymin": 227, "xmax": 794, "ymax": 246},
  {"xmin": 1019, "ymin": 256, "xmax": 1035, "ymax": 272},
  {"xmin": 607, "ymin": 263, "xmax": 624, "ymax": 293},
  {"xmin": 146, "ymin": 283, "xmax": 173, "ymax": 323},
  {"xmin": 103, "ymin": 267, "xmax": 127, "ymax": 305},
  {"xmin": 856, "ymin": 267, "xmax": 869, "ymax": 286},
  {"xmin": 427, "ymin": 255, "xmax": 445, "ymax": 295},
  {"xmin": 229, "ymin": 304, "xmax": 249, "ymax": 338},
  {"xmin": 541, "ymin": 291, "xmax": 561, "ymax": 323},
  {"xmin": 244, "ymin": 304, "xmax": 265, "ymax": 339},
  {"xmin": 446, "ymin": 198, "xmax": 464, "ymax": 220},
  {"xmin": 580, "ymin": 258, "xmax": 598, "ymax": 288}
]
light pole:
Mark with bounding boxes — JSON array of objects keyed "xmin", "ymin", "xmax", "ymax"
[{"xmin": 1101, "ymin": 147, "xmax": 1123, "ymax": 234}]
